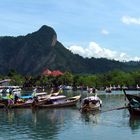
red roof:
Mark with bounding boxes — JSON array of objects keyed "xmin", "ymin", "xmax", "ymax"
[
  {"xmin": 42, "ymin": 69, "xmax": 52, "ymax": 76},
  {"xmin": 42, "ymin": 69, "xmax": 63, "ymax": 76},
  {"xmin": 51, "ymin": 70, "xmax": 64, "ymax": 76}
]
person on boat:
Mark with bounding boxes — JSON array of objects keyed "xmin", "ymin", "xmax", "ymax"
[
  {"xmin": 7, "ymin": 91, "xmax": 14, "ymax": 105},
  {"xmin": 32, "ymin": 88, "xmax": 37, "ymax": 97},
  {"xmin": 32, "ymin": 88, "xmax": 39, "ymax": 105},
  {"xmin": 81, "ymin": 99, "xmax": 90, "ymax": 112},
  {"xmin": 14, "ymin": 94, "xmax": 19, "ymax": 104}
]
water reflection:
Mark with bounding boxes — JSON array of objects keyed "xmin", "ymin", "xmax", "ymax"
[
  {"xmin": 30, "ymin": 109, "xmax": 65, "ymax": 139},
  {"xmin": 33, "ymin": 109, "xmax": 66, "ymax": 125},
  {"xmin": 0, "ymin": 109, "xmax": 64, "ymax": 140},
  {"xmin": 80, "ymin": 111, "xmax": 100, "ymax": 125},
  {"xmin": 129, "ymin": 116, "xmax": 140, "ymax": 131}
]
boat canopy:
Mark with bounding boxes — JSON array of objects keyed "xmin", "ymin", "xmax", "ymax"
[
  {"xmin": 83, "ymin": 96, "xmax": 100, "ymax": 101},
  {"xmin": 49, "ymin": 95, "xmax": 66, "ymax": 100}
]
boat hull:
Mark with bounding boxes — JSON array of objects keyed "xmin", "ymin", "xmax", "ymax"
[
  {"xmin": 37, "ymin": 95, "xmax": 81, "ymax": 108},
  {"xmin": 37, "ymin": 100, "xmax": 77, "ymax": 108},
  {"xmin": 80, "ymin": 96, "xmax": 102, "ymax": 113},
  {"xmin": 0, "ymin": 97, "xmax": 49, "ymax": 109},
  {"xmin": 128, "ymin": 107, "xmax": 140, "ymax": 116}
]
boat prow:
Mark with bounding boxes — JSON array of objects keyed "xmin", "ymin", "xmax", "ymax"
[
  {"xmin": 123, "ymin": 89, "xmax": 140, "ymax": 116},
  {"xmin": 80, "ymin": 95, "xmax": 102, "ymax": 113},
  {"xmin": 51, "ymin": 89, "xmax": 62, "ymax": 96}
]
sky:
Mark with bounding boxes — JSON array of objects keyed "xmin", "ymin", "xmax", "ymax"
[{"xmin": 0, "ymin": 0, "xmax": 140, "ymax": 61}]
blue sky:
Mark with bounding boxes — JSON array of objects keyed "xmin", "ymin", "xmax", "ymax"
[{"xmin": 0, "ymin": 0, "xmax": 140, "ymax": 61}]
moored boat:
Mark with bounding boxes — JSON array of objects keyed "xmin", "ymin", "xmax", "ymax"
[
  {"xmin": 0, "ymin": 86, "xmax": 22, "ymax": 96},
  {"xmin": 80, "ymin": 94, "xmax": 102, "ymax": 112},
  {"xmin": 0, "ymin": 94, "xmax": 52, "ymax": 109},
  {"xmin": 123, "ymin": 89, "xmax": 140, "ymax": 116},
  {"xmin": 51, "ymin": 89, "xmax": 61, "ymax": 96},
  {"xmin": 105, "ymin": 87, "xmax": 112, "ymax": 93},
  {"xmin": 36, "ymin": 95, "xmax": 81, "ymax": 108}
]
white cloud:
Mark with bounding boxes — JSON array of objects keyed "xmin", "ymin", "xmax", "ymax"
[
  {"xmin": 122, "ymin": 16, "xmax": 140, "ymax": 25},
  {"xmin": 67, "ymin": 42, "xmax": 140, "ymax": 61},
  {"xmin": 101, "ymin": 29, "xmax": 109, "ymax": 35}
]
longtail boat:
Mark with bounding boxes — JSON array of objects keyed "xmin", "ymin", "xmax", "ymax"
[
  {"xmin": 123, "ymin": 89, "xmax": 140, "ymax": 116},
  {"xmin": 0, "ymin": 94, "xmax": 52, "ymax": 109},
  {"xmin": 36, "ymin": 95, "xmax": 81, "ymax": 108},
  {"xmin": 80, "ymin": 94, "xmax": 102, "ymax": 113}
]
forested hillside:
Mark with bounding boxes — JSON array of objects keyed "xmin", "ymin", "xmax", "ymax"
[{"xmin": 0, "ymin": 25, "xmax": 140, "ymax": 75}]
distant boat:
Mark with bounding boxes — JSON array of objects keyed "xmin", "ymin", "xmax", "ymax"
[
  {"xmin": 87, "ymin": 87, "xmax": 96, "ymax": 94},
  {"xmin": 136, "ymin": 84, "xmax": 140, "ymax": 90},
  {"xmin": 105, "ymin": 87, "xmax": 112, "ymax": 93},
  {"xmin": 80, "ymin": 94, "xmax": 102, "ymax": 112},
  {"xmin": 122, "ymin": 85, "xmax": 128, "ymax": 90}
]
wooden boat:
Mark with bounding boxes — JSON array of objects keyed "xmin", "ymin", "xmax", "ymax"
[
  {"xmin": 0, "ymin": 86, "xmax": 22, "ymax": 98},
  {"xmin": 105, "ymin": 87, "xmax": 112, "ymax": 93},
  {"xmin": 80, "ymin": 94, "xmax": 102, "ymax": 112},
  {"xmin": 123, "ymin": 89, "xmax": 140, "ymax": 116},
  {"xmin": 0, "ymin": 94, "xmax": 52, "ymax": 109},
  {"xmin": 33, "ymin": 88, "xmax": 60, "ymax": 97},
  {"xmin": 0, "ymin": 99, "xmax": 33, "ymax": 109},
  {"xmin": 36, "ymin": 95, "xmax": 81, "ymax": 108},
  {"xmin": 51, "ymin": 89, "xmax": 62, "ymax": 96}
]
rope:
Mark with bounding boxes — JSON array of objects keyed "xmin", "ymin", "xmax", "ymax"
[{"xmin": 101, "ymin": 106, "xmax": 128, "ymax": 113}]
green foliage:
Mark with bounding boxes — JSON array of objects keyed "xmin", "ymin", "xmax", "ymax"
[
  {"xmin": 7, "ymin": 69, "xmax": 25, "ymax": 85},
  {"xmin": 132, "ymin": 71, "xmax": 140, "ymax": 85},
  {"xmin": 0, "ymin": 25, "xmax": 140, "ymax": 75},
  {"xmin": 1, "ymin": 70, "xmax": 140, "ymax": 89}
]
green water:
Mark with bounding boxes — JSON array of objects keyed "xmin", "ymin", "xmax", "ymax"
[{"xmin": 0, "ymin": 90, "xmax": 140, "ymax": 140}]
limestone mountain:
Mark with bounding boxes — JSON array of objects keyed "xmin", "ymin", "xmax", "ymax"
[{"xmin": 0, "ymin": 25, "xmax": 139, "ymax": 75}]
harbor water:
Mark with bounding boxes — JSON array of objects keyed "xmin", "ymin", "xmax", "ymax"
[{"xmin": 0, "ymin": 90, "xmax": 140, "ymax": 140}]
